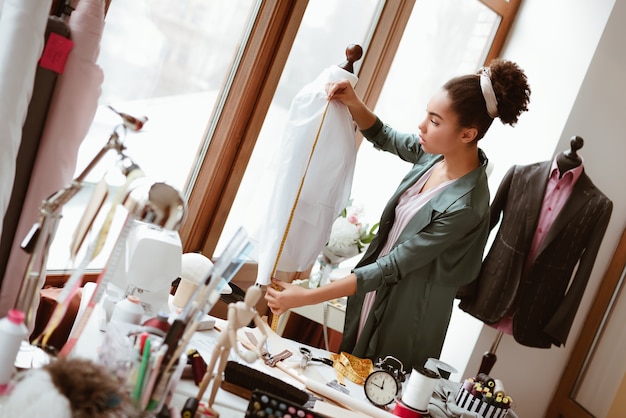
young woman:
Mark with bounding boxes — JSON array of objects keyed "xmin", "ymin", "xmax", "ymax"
[{"xmin": 265, "ymin": 59, "xmax": 531, "ymax": 371}]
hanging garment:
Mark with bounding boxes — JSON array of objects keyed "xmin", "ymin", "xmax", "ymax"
[
  {"xmin": 254, "ymin": 66, "xmax": 359, "ymax": 285},
  {"xmin": 0, "ymin": 16, "xmax": 71, "ymax": 292},
  {"xmin": 0, "ymin": 0, "xmax": 50, "ymax": 246},
  {"xmin": 0, "ymin": 0, "xmax": 105, "ymax": 318},
  {"xmin": 457, "ymin": 160, "xmax": 613, "ymax": 348}
]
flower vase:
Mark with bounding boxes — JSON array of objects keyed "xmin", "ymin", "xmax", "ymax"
[
  {"xmin": 308, "ymin": 256, "xmax": 337, "ymax": 288},
  {"xmin": 318, "ymin": 261, "xmax": 334, "ymax": 287}
]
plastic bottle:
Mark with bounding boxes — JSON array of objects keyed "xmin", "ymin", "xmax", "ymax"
[
  {"xmin": 111, "ymin": 295, "xmax": 145, "ymax": 325},
  {"xmin": 0, "ymin": 309, "xmax": 29, "ymax": 390}
]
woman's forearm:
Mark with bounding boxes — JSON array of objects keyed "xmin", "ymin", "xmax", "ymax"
[
  {"xmin": 347, "ymin": 102, "xmax": 377, "ymax": 131},
  {"xmin": 308, "ymin": 273, "xmax": 357, "ymax": 305}
]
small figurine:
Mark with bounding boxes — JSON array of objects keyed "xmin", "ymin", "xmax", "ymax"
[
  {"xmin": 108, "ymin": 105, "xmax": 148, "ymax": 132},
  {"xmin": 195, "ymin": 285, "xmax": 268, "ymax": 417}
]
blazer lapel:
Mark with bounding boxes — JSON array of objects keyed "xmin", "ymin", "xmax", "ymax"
[
  {"xmin": 391, "ymin": 151, "xmax": 489, "ymax": 246},
  {"xmin": 522, "ymin": 162, "xmax": 551, "ymax": 247}
]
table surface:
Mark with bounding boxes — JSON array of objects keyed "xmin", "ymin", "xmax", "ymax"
[{"xmin": 0, "ymin": 295, "xmax": 520, "ymax": 418}]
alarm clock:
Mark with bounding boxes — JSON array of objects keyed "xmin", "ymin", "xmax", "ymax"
[{"xmin": 364, "ymin": 356, "xmax": 407, "ymax": 407}]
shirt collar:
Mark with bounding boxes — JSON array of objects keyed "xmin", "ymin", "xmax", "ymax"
[{"xmin": 550, "ymin": 155, "xmax": 584, "ymax": 184}]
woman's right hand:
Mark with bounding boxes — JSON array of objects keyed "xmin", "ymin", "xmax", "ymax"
[
  {"xmin": 264, "ymin": 278, "xmax": 310, "ymax": 316},
  {"xmin": 326, "ymin": 79, "xmax": 377, "ymax": 130},
  {"xmin": 326, "ymin": 79, "xmax": 360, "ymax": 107}
]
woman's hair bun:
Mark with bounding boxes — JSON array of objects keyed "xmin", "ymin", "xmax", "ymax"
[{"xmin": 488, "ymin": 58, "xmax": 531, "ymax": 126}]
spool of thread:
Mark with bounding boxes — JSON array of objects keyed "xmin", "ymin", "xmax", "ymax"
[
  {"xmin": 393, "ymin": 399, "xmax": 426, "ymax": 418},
  {"xmin": 477, "ymin": 372, "xmax": 495, "ymax": 390},
  {"xmin": 401, "ymin": 367, "xmax": 440, "ymax": 412},
  {"xmin": 493, "ymin": 379, "xmax": 506, "ymax": 397},
  {"xmin": 111, "ymin": 295, "xmax": 145, "ymax": 325},
  {"xmin": 143, "ymin": 312, "xmax": 171, "ymax": 335},
  {"xmin": 462, "ymin": 377, "xmax": 475, "ymax": 391},
  {"xmin": 0, "ymin": 310, "xmax": 29, "ymax": 390},
  {"xmin": 424, "ymin": 358, "xmax": 457, "ymax": 379}
]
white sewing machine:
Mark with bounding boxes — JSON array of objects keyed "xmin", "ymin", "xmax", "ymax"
[{"xmin": 106, "ymin": 219, "xmax": 182, "ymax": 317}]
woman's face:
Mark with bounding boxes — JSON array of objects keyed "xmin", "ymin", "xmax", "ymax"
[{"xmin": 417, "ymin": 89, "xmax": 466, "ymax": 155}]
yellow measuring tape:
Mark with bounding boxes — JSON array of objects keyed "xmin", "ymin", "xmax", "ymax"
[
  {"xmin": 270, "ymin": 99, "xmax": 331, "ymax": 331},
  {"xmin": 329, "ymin": 352, "xmax": 373, "ymax": 385}
]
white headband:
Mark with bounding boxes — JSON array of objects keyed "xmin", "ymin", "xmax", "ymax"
[{"xmin": 479, "ymin": 67, "xmax": 499, "ymax": 118}]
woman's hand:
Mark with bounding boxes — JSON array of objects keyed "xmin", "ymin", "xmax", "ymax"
[
  {"xmin": 326, "ymin": 79, "xmax": 360, "ymax": 107},
  {"xmin": 264, "ymin": 278, "xmax": 310, "ymax": 316},
  {"xmin": 265, "ymin": 273, "xmax": 358, "ymax": 316},
  {"xmin": 325, "ymin": 79, "xmax": 377, "ymax": 130}
]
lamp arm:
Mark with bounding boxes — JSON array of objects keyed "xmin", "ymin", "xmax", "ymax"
[{"xmin": 14, "ymin": 123, "xmax": 136, "ymax": 324}]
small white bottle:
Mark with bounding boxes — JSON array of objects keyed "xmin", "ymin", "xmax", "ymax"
[
  {"xmin": 0, "ymin": 309, "xmax": 29, "ymax": 391},
  {"xmin": 110, "ymin": 295, "xmax": 145, "ymax": 325}
]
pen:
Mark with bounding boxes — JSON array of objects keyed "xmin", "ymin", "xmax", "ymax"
[
  {"xmin": 141, "ymin": 344, "xmax": 167, "ymax": 410},
  {"xmin": 133, "ymin": 336, "xmax": 151, "ymax": 403}
]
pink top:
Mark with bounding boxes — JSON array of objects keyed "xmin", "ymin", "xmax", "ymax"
[{"xmin": 494, "ymin": 157, "xmax": 584, "ymax": 334}]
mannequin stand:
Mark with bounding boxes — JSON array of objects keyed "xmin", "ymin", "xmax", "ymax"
[{"xmin": 478, "ymin": 330, "xmax": 503, "ymax": 375}]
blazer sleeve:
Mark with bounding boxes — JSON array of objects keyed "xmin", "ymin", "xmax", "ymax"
[
  {"xmin": 355, "ymin": 203, "xmax": 486, "ymax": 293},
  {"xmin": 542, "ymin": 196, "xmax": 613, "ymax": 346},
  {"xmin": 360, "ymin": 117, "xmax": 428, "ymax": 165},
  {"xmin": 488, "ymin": 165, "xmax": 515, "ymax": 229}
]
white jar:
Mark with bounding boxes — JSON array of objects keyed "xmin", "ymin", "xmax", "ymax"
[
  {"xmin": 0, "ymin": 309, "xmax": 28, "ymax": 389},
  {"xmin": 111, "ymin": 295, "xmax": 145, "ymax": 325}
]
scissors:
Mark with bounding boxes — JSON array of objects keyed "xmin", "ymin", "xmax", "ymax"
[{"xmin": 299, "ymin": 347, "xmax": 333, "ymax": 369}]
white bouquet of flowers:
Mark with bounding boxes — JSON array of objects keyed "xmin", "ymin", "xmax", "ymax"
[{"xmin": 309, "ymin": 201, "xmax": 378, "ymax": 288}]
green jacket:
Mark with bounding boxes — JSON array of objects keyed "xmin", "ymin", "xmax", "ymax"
[{"xmin": 339, "ymin": 118, "xmax": 490, "ymax": 371}]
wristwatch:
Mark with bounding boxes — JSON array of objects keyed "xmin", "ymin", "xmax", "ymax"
[{"xmin": 364, "ymin": 356, "xmax": 407, "ymax": 407}]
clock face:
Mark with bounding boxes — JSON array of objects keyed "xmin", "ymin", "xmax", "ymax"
[{"xmin": 364, "ymin": 370, "xmax": 399, "ymax": 407}]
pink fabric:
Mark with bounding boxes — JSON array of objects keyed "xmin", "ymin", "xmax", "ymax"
[
  {"xmin": 0, "ymin": 0, "xmax": 105, "ymax": 318},
  {"xmin": 0, "ymin": 0, "xmax": 51, "ymax": 247},
  {"xmin": 493, "ymin": 157, "xmax": 584, "ymax": 334}
]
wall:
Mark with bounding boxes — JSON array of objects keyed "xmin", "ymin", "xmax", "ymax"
[{"xmin": 459, "ymin": 0, "xmax": 626, "ymax": 417}]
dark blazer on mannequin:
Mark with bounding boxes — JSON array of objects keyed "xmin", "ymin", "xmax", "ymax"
[{"xmin": 457, "ymin": 161, "xmax": 613, "ymax": 348}]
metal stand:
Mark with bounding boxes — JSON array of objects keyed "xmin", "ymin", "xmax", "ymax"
[
  {"xmin": 478, "ymin": 330, "xmax": 503, "ymax": 376},
  {"xmin": 14, "ymin": 124, "xmax": 134, "ymax": 326},
  {"xmin": 11, "ymin": 109, "xmax": 150, "ymax": 367}
]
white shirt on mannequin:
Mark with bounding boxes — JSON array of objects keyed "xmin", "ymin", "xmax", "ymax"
[{"xmin": 254, "ymin": 65, "xmax": 359, "ymax": 285}]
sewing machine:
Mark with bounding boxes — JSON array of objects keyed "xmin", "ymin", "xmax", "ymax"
[{"xmin": 106, "ymin": 220, "xmax": 182, "ymax": 317}]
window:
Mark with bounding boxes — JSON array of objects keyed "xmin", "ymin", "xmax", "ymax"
[
  {"xmin": 184, "ymin": 0, "xmax": 522, "ymax": 260},
  {"xmin": 47, "ymin": 0, "xmax": 260, "ymax": 270},
  {"xmin": 43, "ymin": 0, "xmax": 521, "ymax": 265},
  {"xmin": 45, "ymin": 3, "xmax": 522, "ymax": 371}
]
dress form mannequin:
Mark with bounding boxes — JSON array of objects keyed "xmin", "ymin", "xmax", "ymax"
[
  {"xmin": 556, "ymin": 136, "xmax": 584, "ymax": 176},
  {"xmin": 477, "ymin": 135, "xmax": 593, "ymax": 376},
  {"xmin": 338, "ymin": 44, "xmax": 363, "ymax": 73},
  {"xmin": 257, "ymin": 44, "xmax": 364, "ymax": 286}
]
